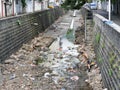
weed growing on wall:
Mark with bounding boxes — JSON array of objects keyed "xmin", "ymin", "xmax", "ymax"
[
  {"xmin": 109, "ymin": 52, "xmax": 116, "ymax": 66},
  {"xmin": 108, "ymin": 69, "xmax": 113, "ymax": 76},
  {"xmin": 17, "ymin": 20, "xmax": 21, "ymax": 26},
  {"xmin": 113, "ymin": 63, "xmax": 118, "ymax": 69},
  {"xmin": 92, "ymin": 20, "xmax": 95, "ymax": 27},
  {"xmin": 101, "ymin": 40, "xmax": 105, "ymax": 48},
  {"xmin": 98, "ymin": 57, "xmax": 103, "ymax": 64},
  {"xmin": 95, "ymin": 33, "xmax": 100, "ymax": 44}
]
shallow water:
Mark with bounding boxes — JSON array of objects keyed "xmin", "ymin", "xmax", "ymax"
[{"xmin": 48, "ymin": 35, "xmax": 93, "ymax": 90}]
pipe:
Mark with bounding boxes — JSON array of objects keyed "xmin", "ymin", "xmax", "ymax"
[
  {"xmin": 12, "ymin": 0, "xmax": 14, "ymax": 16},
  {"xmin": 4, "ymin": 3, "xmax": 7, "ymax": 17},
  {"xmin": 70, "ymin": 18, "xmax": 74, "ymax": 29},
  {"xmin": 73, "ymin": 10, "xmax": 76, "ymax": 17}
]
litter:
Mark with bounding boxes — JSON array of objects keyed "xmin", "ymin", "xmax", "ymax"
[
  {"xmin": 10, "ymin": 74, "xmax": 16, "ymax": 80},
  {"xmin": 70, "ymin": 76, "xmax": 79, "ymax": 81},
  {"xmin": 44, "ymin": 72, "xmax": 51, "ymax": 78}
]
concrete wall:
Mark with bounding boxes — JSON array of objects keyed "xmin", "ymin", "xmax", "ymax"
[
  {"xmin": 0, "ymin": 7, "xmax": 64, "ymax": 62},
  {"xmin": 93, "ymin": 14, "xmax": 120, "ymax": 90}
]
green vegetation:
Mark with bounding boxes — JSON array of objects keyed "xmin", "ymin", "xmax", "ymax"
[
  {"xmin": 17, "ymin": 20, "xmax": 21, "ymax": 26},
  {"xmin": 92, "ymin": 20, "xmax": 95, "ymax": 27},
  {"xmin": 108, "ymin": 69, "xmax": 113, "ymax": 76},
  {"xmin": 66, "ymin": 29, "xmax": 73, "ymax": 35},
  {"xmin": 61, "ymin": 0, "xmax": 87, "ymax": 10},
  {"xmin": 109, "ymin": 52, "xmax": 116, "ymax": 65},
  {"xmin": 95, "ymin": 33, "xmax": 101, "ymax": 43},
  {"xmin": 66, "ymin": 29, "xmax": 74, "ymax": 42},
  {"xmin": 35, "ymin": 57, "xmax": 44, "ymax": 65},
  {"xmin": 113, "ymin": 63, "xmax": 118, "ymax": 69},
  {"xmin": 98, "ymin": 57, "xmax": 102, "ymax": 64},
  {"xmin": 102, "ymin": 42, "xmax": 105, "ymax": 48},
  {"xmin": 38, "ymin": 0, "xmax": 43, "ymax": 2},
  {"xmin": 97, "ymin": 54, "xmax": 103, "ymax": 64},
  {"xmin": 21, "ymin": 0, "xmax": 27, "ymax": 8}
]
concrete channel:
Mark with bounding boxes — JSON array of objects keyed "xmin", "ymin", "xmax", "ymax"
[{"xmin": 0, "ymin": 10, "xmax": 103, "ymax": 90}]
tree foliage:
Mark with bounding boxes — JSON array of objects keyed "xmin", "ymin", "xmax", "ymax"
[
  {"xmin": 21, "ymin": 0, "xmax": 26, "ymax": 8},
  {"xmin": 61, "ymin": 0, "xmax": 87, "ymax": 10}
]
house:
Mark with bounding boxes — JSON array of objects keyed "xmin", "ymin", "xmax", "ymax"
[
  {"xmin": 94, "ymin": 0, "xmax": 120, "ymax": 15},
  {"xmin": 0, "ymin": 0, "xmax": 14, "ymax": 17},
  {"xmin": 0, "ymin": 0, "xmax": 49, "ymax": 18},
  {"xmin": 0, "ymin": 0, "xmax": 2, "ymax": 17},
  {"xmin": 14, "ymin": 0, "xmax": 22, "ymax": 15},
  {"xmin": 112, "ymin": 0, "xmax": 120, "ymax": 15},
  {"xmin": 49, "ymin": 0, "xmax": 61, "ymax": 8}
]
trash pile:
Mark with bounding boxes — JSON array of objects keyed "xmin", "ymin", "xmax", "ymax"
[{"xmin": 0, "ymin": 33, "xmax": 93, "ymax": 90}]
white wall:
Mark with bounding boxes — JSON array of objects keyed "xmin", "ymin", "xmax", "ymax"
[
  {"xmin": 15, "ymin": 0, "xmax": 22, "ymax": 15},
  {"xmin": 26, "ymin": 0, "xmax": 33, "ymax": 13},
  {"xmin": 0, "ymin": 0, "xmax": 2, "ymax": 17},
  {"xmin": 43, "ymin": 0, "xmax": 48, "ymax": 9},
  {"xmin": 35, "ymin": 1, "xmax": 41, "ymax": 11}
]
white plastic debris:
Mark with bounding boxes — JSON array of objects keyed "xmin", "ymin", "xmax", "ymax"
[
  {"xmin": 70, "ymin": 76, "xmax": 79, "ymax": 81},
  {"xmin": 44, "ymin": 72, "xmax": 51, "ymax": 78}
]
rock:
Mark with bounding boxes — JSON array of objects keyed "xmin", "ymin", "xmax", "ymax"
[
  {"xmin": 2, "ymin": 70, "xmax": 10, "ymax": 75},
  {"xmin": 10, "ymin": 54, "xmax": 19, "ymax": 60},
  {"xmin": 22, "ymin": 44, "xmax": 34, "ymax": 52},
  {"xmin": 51, "ymin": 71, "xmax": 59, "ymax": 76},
  {"xmin": 96, "ymin": 75, "xmax": 102, "ymax": 81},
  {"xmin": 103, "ymin": 88, "xmax": 108, "ymax": 90},
  {"xmin": 18, "ymin": 54, "xmax": 27, "ymax": 60},
  {"xmin": 59, "ymin": 77, "xmax": 66, "ymax": 82},
  {"xmin": 85, "ymin": 79, "xmax": 90, "ymax": 83},
  {"xmin": 4, "ymin": 59, "xmax": 15, "ymax": 64},
  {"xmin": 35, "ymin": 42, "xmax": 42, "ymax": 47}
]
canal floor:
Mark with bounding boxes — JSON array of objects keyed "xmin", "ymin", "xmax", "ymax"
[{"xmin": 0, "ymin": 10, "xmax": 103, "ymax": 90}]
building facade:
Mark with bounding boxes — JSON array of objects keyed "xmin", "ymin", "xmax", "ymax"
[
  {"xmin": 0, "ymin": 0, "xmax": 50, "ymax": 18},
  {"xmin": 113, "ymin": 0, "xmax": 120, "ymax": 15}
]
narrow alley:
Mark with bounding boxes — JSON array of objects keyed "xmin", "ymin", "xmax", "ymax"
[{"xmin": 0, "ymin": 10, "xmax": 103, "ymax": 90}]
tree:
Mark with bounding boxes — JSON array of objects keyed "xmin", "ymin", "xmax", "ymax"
[{"xmin": 61, "ymin": 0, "xmax": 87, "ymax": 10}]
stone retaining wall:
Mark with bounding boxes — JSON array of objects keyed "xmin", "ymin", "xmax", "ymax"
[
  {"xmin": 0, "ymin": 7, "xmax": 64, "ymax": 62},
  {"xmin": 93, "ymin": 14, "xmax": 120, "ymax": 90}
]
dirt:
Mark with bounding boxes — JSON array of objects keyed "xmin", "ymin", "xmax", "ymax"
[{"xmin": 75, "ymin": 20, "xmax": 104, "ymax": 90}]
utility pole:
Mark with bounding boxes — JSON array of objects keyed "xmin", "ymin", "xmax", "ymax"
[{"xmin": 108, "ymin": 0, "xmax": 111, "ymax": 20}]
